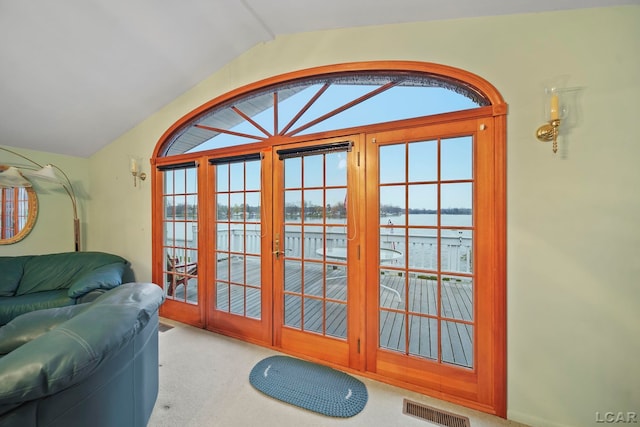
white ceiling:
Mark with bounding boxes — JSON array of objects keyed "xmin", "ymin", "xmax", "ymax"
[{"xmin": 0, "ymin": 0, "xmax": 635, "ymax": 158}]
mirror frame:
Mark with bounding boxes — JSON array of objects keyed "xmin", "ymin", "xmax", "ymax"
[{"xmin": 0, "ymin": 185, "xmax": 38, "ymax": 245}]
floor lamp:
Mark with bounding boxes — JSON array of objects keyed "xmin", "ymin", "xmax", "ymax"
[{"xmin": 0, "ymin": 146, "xmax": 81, "ymax": 251}]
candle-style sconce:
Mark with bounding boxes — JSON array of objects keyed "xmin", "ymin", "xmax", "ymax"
[
  {"xmin": 536, "ymin": 80, "xmax": 581, "ymax": 154},
  {"xmin": 130, "ymin": 157, "xmax": 147, "ymax": 187}
]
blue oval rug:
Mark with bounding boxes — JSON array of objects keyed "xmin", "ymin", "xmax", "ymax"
[{"xmin": 249, "ymin": 355, "xmax": 368, "ymax": 417}]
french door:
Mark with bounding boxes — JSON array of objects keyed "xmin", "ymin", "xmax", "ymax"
[
  {"xmin": 160, "ymin": 115, "xmax": 504, "ymax": 414},
  {"xmin": 364, "ymin": 118, "xmax": 503, "ymax": 412},
  {"xmin": 271, "ymin": 136, "xmax": 364, "ymax": 368}
]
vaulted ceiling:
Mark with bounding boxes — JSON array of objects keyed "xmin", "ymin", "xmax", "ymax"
[{"xmin": 0, "ymin": 0, "xmax": 634, "ymax": 157}]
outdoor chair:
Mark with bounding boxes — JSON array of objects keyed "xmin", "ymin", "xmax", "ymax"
[{"xmin": 166, "ymin": 254, "xmax": 198, "ymax": 297}]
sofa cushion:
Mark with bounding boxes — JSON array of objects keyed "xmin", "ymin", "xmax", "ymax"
[
  {"xmin": 0, "ymin": 304, "xmax": 90, "ymax": 355},
  {"xmin": 67, "ymin": 262, "xmax": 126, "ymax": 298},
  {"xmin": 15, "ymin": 252, "xmax": 127, "ymax": 296},
  {"xmin": 0, "ymin": 291, "xmax": 75, "ymax": 326},
  {"xmin": 0, "ymin": 257, "xmax": 32, "ymax": 297}
]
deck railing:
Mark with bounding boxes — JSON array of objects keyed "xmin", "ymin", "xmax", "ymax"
[{"xmin": 172, "ymin": 227, "xmax": 472, "ymax": 274}]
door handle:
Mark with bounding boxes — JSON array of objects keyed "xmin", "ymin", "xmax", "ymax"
[{"xmin": 273, "ymin": 234, "xmax": 284, "ymax": 259}]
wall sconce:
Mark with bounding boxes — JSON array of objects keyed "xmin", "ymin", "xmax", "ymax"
[
  {"xmin": 536, "ymin": 80, "xmax": 581, "ymax": 154},
  {"xmin": 536, "ymin": 86, "xmax": 565, "ymax": 153},
  {"xmin": 130, "ymin": 157, "xmax": 147, "ymax": 187}
]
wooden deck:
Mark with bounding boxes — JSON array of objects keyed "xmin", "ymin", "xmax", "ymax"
[{"xmin": 169, "ymin": 257, "xmax": 473, "ymax": 368}]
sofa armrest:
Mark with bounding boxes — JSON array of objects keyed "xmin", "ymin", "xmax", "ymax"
[
  {"xmin": 0, "ymin": 283, "xmax": 164, "ymax": 405},
  {"xmin": 67, "ymin": 262, "xmax": 126, "ymax": 298}
]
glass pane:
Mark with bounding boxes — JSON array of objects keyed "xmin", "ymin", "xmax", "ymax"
[
  {"xmin": 284, "ymin": 260, "xmax": 302, "ymax": 293},
  {"xmin": 441, "ymin": 275, "xmax": 473, "ymax": 321},
  {"xmin": 163, "ymin": 195, "xmax": 175, "ymax": 219},
  {"xmin": 325, "ymin": 224, "xmax": 347, "ymax": 253},
  {"xmin": 172, "ymin": 169, "xmax": 186, "ymax": 193},
  {"xmin": 216, "ymin": 257, "xmax": 229, "ymax": 280},
  {"xmin": 408, "ymin": 315, "xmax": 438, "ymax": 360},
  {"xmin": 216, "ymin": 226, "xmax": 229, "ymax": 251},
  {"xmin": 303, "ymin": 297, "xmax": 323, "ymax": 334},
  {"xmin": 230, "ymin": 193, "xmax": 245, "ymax": 222},
  {"xmin": 326, "ymin": 302, "xmax": 347, "ymax": 339},
  {"xmin": 325, "ymin": 188, "xmax": 346, "ymax": 222},
  {"xmin": 304, "ymin": 264, "xmax": 323, "ymax": 297},
  {"xmin": 216, "ymin": 164, "xmax": 229, "ymax": 191},
  {"xmin": 380, "ymin": 185, "xmax": 405, "ymax": 225},
  {"xmin": 216, "ymin": 282, "xmax": 229, "ymax": 311},
  {"xmin": 284, "ymin": 190, "xmax": 302, "ymax": 220},
  {"xmin": 233, "ymin": 91, "xmax": 274, "ymax": 136},
  {"xmin": 303, "ymin": 155, "xmax": 323, "ymax": 188},
  {"xmin": 325, "ymin": 151, "xmax": 347, "ymax": 187},
  {"xmin": 441, "ymin": 136, "xmax": 472, "ymax": 181},
  {"xmin": 245, "ymin": 224, "xmax": 261, "ymax": 255},
  {"xmin": 379, "ymin": 269, "xmax": 405, "ymax": 310},
  {"xmin": 277, "ymin": 84, "xmax": 325, "ymax": 132},
  {"xmin": 245, "ymin": 192, "xmax": 260, "ymax": 221},
  {"xmin": 284, "ymin": 224, "xmax": 303, "ymax": 258},
  {"xmin": 408, "ymin": 274, "xmax": 437, "ymax": 316},
  {"xmin": 408, "ymin": 184, "xmax": 437, "ymax": 226},
  {"xmin": 379, "ymin": 310, "xmax": 405, "ymax": 353},
  {"xmin": 303, "ymin": 189, "xmax": 323, "ymax": 222},
  {"xmin": 408, "ymin": 140, "xmax": 437, "ymax": 182},
  {"xmin": 164, "ymin": 170, "xmax": 175, "ymax": 194},
  {"xmin": 284, "ymin": 294, "xmax": 301, "ymax": 328},
  {"xmin": 441, "ymin": 183, "xmax": 472, "ymax": 226},
  {"xmin": 245, "ymin": 161, "xmax": 261, "ymax": 191},
  {"xmin": 407, "ymin": 230, "xmax": 437, "ymax": 270},
  {"xmin": 284, "ymin": 157, "xmax": 302, "ymax": 189},
  {"xmin": 379, "ymin": 144, "xmax": 405, "ymax": 184},
  {"xmin": 229, "ymin": 162, "xmax": 244, "ymax": 191},
  {"xmin": 326, "ymin": 268, "xmax": 347, "ymax": 302},
  {"xmin": 441, "ymin": 321, "xmax": 473, "ymax": 368},
  {"xmin": 246, "ymin": 287, "xmax": 261, "ymax": 319},
  {"xmin": 185, "ymin": 168, "xmax": 198, "ymax": 193},
  {"xmin": 441, "ymin": 229, "xmax": 473, "ymax": 274},
  {"xmin": 230, "ymin": 256, "xmax": 245, "ymax": 283},
  {"xmin": 229, "ymin": 226, "xmax": 244, "ymax": 253},
  {"xmin": 230, "ymin": 284, "xmax": 244, "ymax": 315},
  {"xmin": 216, "ymin": 194, "xmax": 229, "ymax": 220},
  {"xmin": 245, "ymin": 255, "xmax": 261, "ymax": 286}
]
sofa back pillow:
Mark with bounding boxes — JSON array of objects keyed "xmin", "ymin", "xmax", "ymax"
[
  {"xmin": 15, "ymin": 252, "xmax": 127, "ymax": 296},
  {"xmin": 67, "ymin": 262, "xmax": 126, "ymax": 298},
  {"xmin": 0, "ymin": 256, "xmax": 32, "ymax": 297}
]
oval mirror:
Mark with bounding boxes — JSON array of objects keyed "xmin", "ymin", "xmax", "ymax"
[{"xmin": 0, "ymin": 166, "xmax": 38, "ymax": 244}]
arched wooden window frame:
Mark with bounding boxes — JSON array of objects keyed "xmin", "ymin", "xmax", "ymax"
[{"xmin": 151, "ymin": 61, "xmax": 507, "ymax": 417}]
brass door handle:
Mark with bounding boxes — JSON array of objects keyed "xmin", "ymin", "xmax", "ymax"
[{"xmin": 273, "ymin": 234, "xmax": 284, "ymax": 259}]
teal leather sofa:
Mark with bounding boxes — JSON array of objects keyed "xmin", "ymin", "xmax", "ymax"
[
  {"xmin": 0, "ymin": 282, "xmax": 164, "ymax": 427},
  {"xmin": 0, "ymin": 252, "xmax": 128, "ymax": 326}
]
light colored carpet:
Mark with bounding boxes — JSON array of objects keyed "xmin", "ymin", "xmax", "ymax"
[{"xmin": 148, "ymin": 318, "xmax": 528, "ymax": 427}]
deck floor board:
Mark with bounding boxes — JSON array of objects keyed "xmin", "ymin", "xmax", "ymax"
[{"xmin": 170, "ymin": 258, "xmax": 473, "ymax": 367}]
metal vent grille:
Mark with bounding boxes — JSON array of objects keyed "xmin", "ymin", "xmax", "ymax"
[
  {"xmin": 403, "ymin": 399, "xmax": 470, "ymax": 427},
  {"xmin": 159, "ymin": 322, "xmax": 174, "ymax": 333}
]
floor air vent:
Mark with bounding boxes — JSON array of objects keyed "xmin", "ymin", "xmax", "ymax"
[
  {"xmin": 158, "ymin": 322, "xmax": 174, "ymax": 333},
  {"xmin": 403, "ymin": 399, "xmax": 470, "ymax": 427}
]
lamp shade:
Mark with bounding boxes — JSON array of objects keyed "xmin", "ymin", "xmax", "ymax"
[
  {"xmin": 0, "ymin": 166, "xmax": 32, "ymax": 188},
  {"xmin": 22, "ymin": 164, "xmax": 62, "ymax": 184}
]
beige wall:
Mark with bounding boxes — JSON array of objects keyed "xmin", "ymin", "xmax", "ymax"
[{"xmin": 5, "ymin": 6, "xmax": 640, "ymax": 427}]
